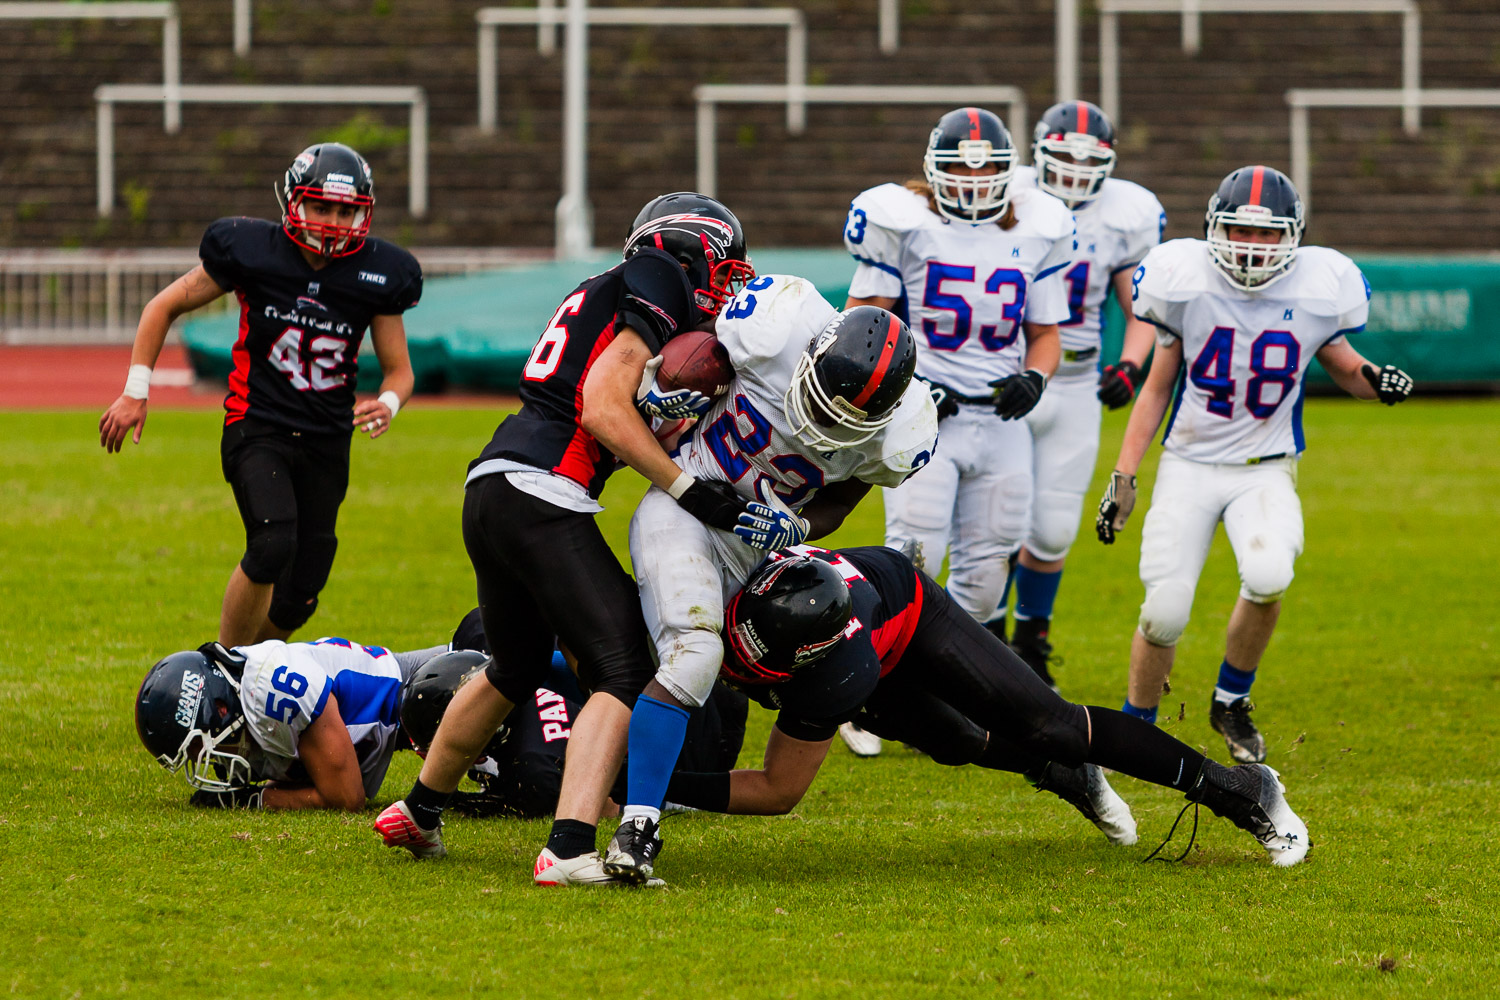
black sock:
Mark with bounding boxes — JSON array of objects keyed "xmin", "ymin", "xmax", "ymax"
[
  {"xmin": 983, "ymin": 618, "xmax": 1009, "ymax": 645},
  {"xmin": 546, "ymin": 818, "xmax": 597, "ymax": 860},
  {"xmin": 406, "ymin": 778, "xmax": 451, "ymax": 830},
  {"xmin": 976, "ymin": 732, "xmax": 1049, "ymax": 776},
  {"xmin": 1012, "ymin": 616, "xmax": 1050, "ymax": 649},
  {"xmin": 1084, "ymin": 706, "xmax": 1207, "ymax": 791}
]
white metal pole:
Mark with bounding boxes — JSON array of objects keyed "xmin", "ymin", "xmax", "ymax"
[
  {"xmin": 410, "ymin": 94, "xmax": 428, "ymax": 217},
  {"xmin": 1402, "ymin": 8, "xmax": 1421, "ymax": 135},
  {"xmin": 163, "ymin": 7, "xmax": 180, "ymax": 132},
  {"xmin": 1182, "ymin": 0, "xmax": 1201, "ymax": 55},
  {"xmin": 1100, "ymin": 11, "xmax": 1119, "ymax": 124},
  {"xmin": 234, "ymin": 0, "xmax": 251, "ymax": 57},
  {"xmin": 538, "ymin": 0, "xmax": 557, "ymax": 55},
  {"xmin": 1290, "ymin": 102, "xmax": 1310, "ymax": 211},
  {"xmin": 97, "ymin": 97, "xmax": 114, "ymax": 217},
  {"xmin": 697, "ymin": 98, "xmax": 717, "ymax": 197},
  {"xmin": 478, "ymin": 23, "xmax": 497, "ymax": 132},
  {"xmin": 556, "ymin": 0, "xmax": 592, "ymax": 258},
  {"xmin": 1012, "ymin": 95, "xmax": 1029, "ymax": 161},
  {"xmin": 878, "ymin": 0, "xmax": 897, "ymax": 54},
  {"xmin": 787, "ymin": 15, "xmax": 806, "ymax": 133},
  {"xmin": 1055, "ymin": 0, "xmax": 1078, "ymax": 104}
]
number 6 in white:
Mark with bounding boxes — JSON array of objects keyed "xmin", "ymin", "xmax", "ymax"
[{"xmin": 524, "ymin": 291, "xmax": 585, "ymax": 381}]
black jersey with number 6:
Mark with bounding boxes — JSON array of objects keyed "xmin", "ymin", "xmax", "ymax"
[
  {"xmin": 199, "ymin": 217, "xmax": 422, "ymax": 435},
  {"xmin": 469, "ymin": 247, "xmax": 694, "ymax": 498}
]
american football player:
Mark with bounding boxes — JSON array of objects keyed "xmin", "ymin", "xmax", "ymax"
[
  {"xmin": 603, "ymin": 286, "xmax": 939, "ymax": 886},
  {"xmin": 981, "ymin": 101, "xmax": 1167, "ymax": 690},
  {"xmin": 375, "ymin": 193, "xmax": 762, "ymax": 886},
  {"xmin": 1096, "ymin": 165, "xmax": 1414, "ymax": 763},
  {"xmin": 99, "ymin": 143, "xmax": 423, "ymax": 649},
  {"xmin": 664, "ymin": 547, "xmax": 1312, "ymax": 869}
]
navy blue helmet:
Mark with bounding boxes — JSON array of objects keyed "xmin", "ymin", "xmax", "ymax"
[
  {"xmin": 923, "ymin": 107, "xmax": 1016, "ymax": 224},
  {"xmin": 1032, "ymin": 101, "xmax": 1117, "ymax": 207},
  {"xmin": 1204, "ymin": 165, "xmax": 1305, "ymax": 289}
]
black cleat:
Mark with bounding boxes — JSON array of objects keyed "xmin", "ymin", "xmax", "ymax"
[
  {"xmin": 1186, "ymin": 762, "xmax": 1310, "ymax": 866},
  {"xmin": 1029, "ymin": 762, "xmax": 1137, "ymax": 845},
  {"xmin": 1209, "ymin": 695, "xmax": 1266, "ymax": 763},
  {"xmin": 1011, "ymin": 636, "xmax": 1060, "ymax": 693},
  {"xmin": 983, "ymin": 618, "xmax": 1008, "ymax": 645},
  {"xmin": 603, "ymin": 815, "xmax": 662, "ymax": 886}
]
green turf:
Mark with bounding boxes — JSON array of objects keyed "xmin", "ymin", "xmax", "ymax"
[{"xmin": 2, "ymin": 400, "xmax": 1497, "ymax": 998}]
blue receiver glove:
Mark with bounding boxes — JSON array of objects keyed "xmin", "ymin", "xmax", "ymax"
[
  {"xmin": 734, "ymin": 479, "xmax": 810, "ymax": 551},
  {"xmin": 636, "ymin": 356, "xmax": 714, "ymax": 420}
]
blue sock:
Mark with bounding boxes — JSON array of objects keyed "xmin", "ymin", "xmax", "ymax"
[
  {"xmin": 624, "ymin": 695, "xmax": 691, "ymax": 819},
  {"xmin": 1214, "ymin": 660, "xmax": 1256, "ymax": 704},
  {"xmin": 1013, "ymin": 565, "xmax": 1063, "ymax": 622},
  {"xmin": 1122, "ymin": 699, "xmax": 1158, "ymax": 724}
]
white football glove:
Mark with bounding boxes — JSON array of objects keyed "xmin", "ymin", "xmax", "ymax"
[
  {"xmin": 1095, "ymin": 471, "xmax": 1137, "ymax": 545},
  {"xmin": 734, "ymin": 479, "xmax": 810, "ymax": 551},
  {"xmin": 636, "ymin": 355, "xmax": 713, "ymax": 420}
]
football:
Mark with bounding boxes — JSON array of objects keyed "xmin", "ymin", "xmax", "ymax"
[{"xmin": 657, "ymin": 329, "xmax": 733, "ymax": 398}]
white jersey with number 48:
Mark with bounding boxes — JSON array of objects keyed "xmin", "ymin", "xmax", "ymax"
[
  {"xmin": 671, "ymin": 273, "xmax": 939, "ymax": 507},
  {"xmin": 1133, "ymin": 239, "xmax": 1370, "ymax": 464}
]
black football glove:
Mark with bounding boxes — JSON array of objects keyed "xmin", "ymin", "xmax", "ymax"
[
  {"xmin": 1361, "ymin": 363, "xmax": 1414, "ymax": 405},
  {"xmin": 1095, "ymin": 471, "xmax": 1137, "ymax": 545},
  {"xmin": 1097, "ymin": 360, "xmax": 1143, "ymax": 410},
  {"xmin": 673, "ymin": 477, "xmax": 752, "ymax": 533},
  {"xmin": 190, "ymin": 785, "xmax": 265, "ymax": 810},
  {"xmin": 197, "ymin": 640, "xmax": 247, "ymax": 678},
  {"xmin": 988, "ymin": 370, "xmax": 1046, "ymax": 420},
  {"xmin": 917, "ymin": 376, "xmax": 960, "ymax": 421}
]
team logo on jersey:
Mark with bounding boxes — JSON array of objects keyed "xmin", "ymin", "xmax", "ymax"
[
  {"xmin": 1283, "ymin": 308, "xmax": 1294, "ymax": 320},
  {"xmin": 296, "ymin": 296, "xmax": 328, "ymax": 313},
  {"xmin": 358, "ymin": 271, "xmax": 388, "ymax": 285},
  {"xmin": 174, "ymin": 671, "xmax": 205, "ymax": 728},
  {"xmin": 626, "ymin": 292, "xmax": 679, "ymax": 335},
  {"xmin": 1011, "ymin": 247, "xmax": 1020, "ymax": 257},
  {"xmin": 307, "ymin": 282, "xmax": 320, "ymax": 295}
]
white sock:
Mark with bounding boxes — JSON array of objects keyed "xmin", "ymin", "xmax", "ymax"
[{"xmin": 621, "ymin": 805, "xmax": 660, "ymax": 824}]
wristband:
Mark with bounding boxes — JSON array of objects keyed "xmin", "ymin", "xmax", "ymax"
[
  {"xmin": 667, "ymin": 471, "xmax": 695, "ymax": 500},
  {"xmin": 123, "ymin": 364, "xmax": 152, "ymax": 401},
  {"xmin": 378, "ymin": 390, "xmax": 401, "ymax": 420}
]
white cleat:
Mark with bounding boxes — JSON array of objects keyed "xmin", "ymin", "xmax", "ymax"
[
  {"xmin": 1085, "ymin": 765, "xmax": 1139, "ymax": 846},
  {"xmin": 374, "ymin": 800, "xmax": 446, "ymax": 860},
  {"xmin": 1252, "ymin": 765, "xmax": 1311, "ymax": 867},
  {"xmin": 838, "ymin": 722, "xmax": 883, "ymax": 758},
  {"xmin": 534, "ymin": 848, "xmax": 664, "ymax": 887}
]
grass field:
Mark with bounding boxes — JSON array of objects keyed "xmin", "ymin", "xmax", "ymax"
[{"xmin": 3, "ymin": 399, "xmax": 1497, "ymax": 998}]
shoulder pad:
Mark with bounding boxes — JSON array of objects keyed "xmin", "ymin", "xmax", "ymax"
[
  {"xmin": 859, "ymin": 384, "xmax": 939, "ymax": 488},
  {"xmin": 1135, "ymin": 240, "xmax": 1219, "ymax": 302},
  {"xmin": 1010, "ymin": 187, "xmax": 1076, "ymax": 240},
  {"xmin": 717, "ymin": 274, "xmax": 836, "ymax": 371},
  {"xmin": 1285, "ymin": 246, "xmax": 1365, "ymax": 316},
  {"xmin": 1098, "ymin": 178, "xmax": 1166, "ymax": 234},
  {"xmin": 1009, "ymin": 165, "xmax": 1040, "ymax": 191},
  {"xmin": 850, "ymin": 183, "xmax": 933, "ymax": 234}
]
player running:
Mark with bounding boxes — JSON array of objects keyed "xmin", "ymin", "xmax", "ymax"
[
  {"xmin": 375, "ymin": 194, "xmax": 762, "ymax": 885},
  {"xmin": 99, "ymin": 143, "xmax": 422, "ymax": 648},
  {"xmin": 984, "ymin": 101, "xmax": 1167, "ymax": 689},
  {"xmin": 603, "ymin": 280, "xmax": 939, "ymax": 885},
  {"xmin": 1096, "ymin": 165, "xmax": 1414, "ymax": 763},
  {"xmin": 664, "ymin": 546, "xmax": 1311, "ymax": 869}
]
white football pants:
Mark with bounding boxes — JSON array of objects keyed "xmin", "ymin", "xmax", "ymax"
[
  {"xmin": 1136, "ymin": 453, "xmax": 1304, "ymax": 647},
  {"xmin": 883, "ymin": 404, "xmax": 1033, "ymax": 621},
  {"xmin": 629, "ymin": 485, "xmax": 763, "ymax": 707},
  {"xmin": 1023, "ymin": 370, "xmax": 1103, "ymax": 563}
]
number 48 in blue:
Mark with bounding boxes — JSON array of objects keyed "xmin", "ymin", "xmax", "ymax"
[{"xmin": 1189, "ymin": 326, "xmax": 1300, "ymax": 419}]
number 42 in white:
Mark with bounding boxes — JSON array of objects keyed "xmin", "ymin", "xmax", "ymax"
[{"xmin": 268, "ymin": 326, "xmax": 349, "ymax": 391}]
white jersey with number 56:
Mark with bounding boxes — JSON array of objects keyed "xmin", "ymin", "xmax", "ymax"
[
  {"xmin": 1133, "ymin": 239, "xmax": 1370, "ymax": 464},
  {"xmin": 671, "ymin": 273, "xmax": 939, "ymax": 508}
]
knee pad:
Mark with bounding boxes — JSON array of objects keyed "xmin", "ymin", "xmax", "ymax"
[
  {"xmin": 1139, "ymin": 580, "xmax": 1194, "ymax": 647},
  {"xmin": 240, "ymin": 519, "xmax": 297, "ymax": 585},
  {"xmin": 485, "ymin": 653, "xmax": 551, "ymax": 706},
  {"xmin": 1239, "ymin": 551, "xmax": 1295, "ymax": 604},
  {"xmin": 1025, "ymin": 510, "xmax": 1078, "ymax": 564},
  {"xmin": 652, "ymin": 627, "xmax": 724, "ymax": 709},
  {"xmin": 267, "ymin": 593, "xmax": 318, "ymax": 632}
]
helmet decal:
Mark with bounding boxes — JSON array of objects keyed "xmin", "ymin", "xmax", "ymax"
[{"xmin": 174, "ymin": 670, "xmax": 205, "ymax": 728}]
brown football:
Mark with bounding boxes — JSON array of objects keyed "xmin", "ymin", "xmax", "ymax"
[{"xmin": 657, "ymin": 329, "xmax": 733, "ymax": 398}]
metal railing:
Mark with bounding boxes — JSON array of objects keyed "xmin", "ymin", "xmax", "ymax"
[
  {"xmin": 0, "ymin": 2, "xmax": 181, "ymax": 131},
  {"xmin": 234, "ymin": 0, "xmax": 250, "ymax": 56},
  {"xmin": 477, "ymin": 5, "xmax": 809, "ymax": 133},
  {"xmin": 95, "ymin": 84, "xmax": 429, "ymax": 218},
  {"xmin": 1099, "ymin": 0, "xmax": 1422, "ymax": 135},
  {"xmin": 694, "ymin": 84, "xmax": 1029, "ymax": 198},
  {"xmin": 1287, "ymin": 88, "xmax": 1500, "ymax": 209}
]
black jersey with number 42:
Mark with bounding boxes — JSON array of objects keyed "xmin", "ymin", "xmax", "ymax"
[
  {"xmin": 199, "ymin": 217, "xmax": 422, "ymax": 435},
  {"xmin": 469, "ymin": 247, "xmax": 694, "ymax": 498}
]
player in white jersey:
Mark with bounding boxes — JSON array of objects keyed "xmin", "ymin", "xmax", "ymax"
[
  {"xmin": 135, "ymin": 638, "xmax": 445, "ymax": 810},
  {"xmin": 1095, "ymin": 165, "xmax": 1414, "ymax": 762},
  {"xmin": 604, "ymin": 278, "xmax": 939, "ymax": 884},
  {"xmin": 843, "ymin": 107, "xmax": 1071, "ymax": 637},
  {"xmin": 976, "ymin": 101, "xmax": 1167, "ymax": 689}
]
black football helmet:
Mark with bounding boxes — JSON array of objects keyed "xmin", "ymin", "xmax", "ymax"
[
  {"xmin": 625, "ymin": 192, "xmax": 755, "ymax": 319},
  {"xmin": 1032, "ymin": 101, "xmax": 1118, "ymax": 208},
  {"xmin": 923, "ymin": 107, "xmax": 1017, "ymax": 224},
  {"xmin": 723, "ymin": 555, "xmax": 855, "ymax": 684},
  {"xmin": 135, "ymin": 648, "xmax": 253, "ymax": 792},
  {"xmin": 276, "ymin": 142, "xmax": 375, "ymax": 258},
  {"xmin": 1204, "ymin": 165, "xmax": 1305, "ymax": 290},
  {"xmin": 400, "ymin": 649, "xmax": 508, "ymax": 755},
  {"xmin": 785, "ymin": 305, "xmax": 917, "ymax": 450}
]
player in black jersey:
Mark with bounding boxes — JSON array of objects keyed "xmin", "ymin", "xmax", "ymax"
[
  {"xmin": 375, "ymin": 193, "xmax": 764, "ymax": 886},
  {"xmin": 655, "ymin": 546, "xmax": 1313, "ymax": 877},
  {"xmin": 100, "ymin": 143, "xmax": 422, "ymax": 647}
]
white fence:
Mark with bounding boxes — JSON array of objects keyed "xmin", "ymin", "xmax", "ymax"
[
  {"xmin": 95, "ymin": 84, "xmax": 429, "ymax": 218},
  {"xmin": 694, "ymin": 84, "xmax": 1029, "ymax": 198}
]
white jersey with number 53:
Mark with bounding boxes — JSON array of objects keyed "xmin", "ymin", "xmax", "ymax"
[
  {"xmin": 1133, "ymin": 239, "xmax": 1370, "ymax": 464},
  {"xmin": 671, "ymin": 274, "xmax": 939, "ymax": 508}
]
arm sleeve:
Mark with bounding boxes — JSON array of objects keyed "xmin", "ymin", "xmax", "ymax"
[
  {"xmin": 198, "ymin": 219, "xmax": 242, "ymax": 292},
  {"xmin": 617, "ymin": 248, "xmax": 695, "ymax": 354}
]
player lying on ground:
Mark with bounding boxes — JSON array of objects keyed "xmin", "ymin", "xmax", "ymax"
[
  {"xmin": 657, "ymin": 546, "xmax": 1310, "ymax": 877},
  {"xmin": 1096, "ymin": 165, "xmax": 1414, "ymax": 764},
  {"xmin": 100, "ymin": 143, "xmax": 422, "ymax": 649}
]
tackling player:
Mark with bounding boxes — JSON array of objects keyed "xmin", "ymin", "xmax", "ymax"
[
  {"xmin": 603, "ymin": 283, "xmax": 939, "ymax": 885},
  {"xmin": 664, "ymin": 547, "xmax": 1311, "ymax": 869},
  {"xmin": 99, "ymin": 143, "xmax": 422, "ymax": 648},
  {"xmin": 375, "ymin": 194, "xmax": 762, "ymax": 885},
  {"xmin": 1096, "ymin": 165, "xmax": 1414, "ymax": 763}
]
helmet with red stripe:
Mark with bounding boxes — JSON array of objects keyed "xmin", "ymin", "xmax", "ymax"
[
  {"xmin": 626, "ymin": 192, "xmax": 755, "ymax": 320},
  {"xmin": 785, "ymin": 305, "xmax": 917, "ymax": 450},
  {"xmin": 923, "ymin": 107, "xmax": 1017, "ymax": 225},
  {"xmin": 1032, "ymin": 101, "xmax": 1117, "ymax": 208},
  {"xmin": 276, "ymin": 143, "xmax": 375, "ymax": 258},
  {"xmin": 723, "ymin": 555, "xmax": 855, "ymax": 685},
  {"xmin": 1204, "ymin": 165, "xmax": 1305, "ymax": 290}
]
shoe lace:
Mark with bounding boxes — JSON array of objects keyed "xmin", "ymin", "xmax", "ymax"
[{"xmin": 1141, "ymin": 800, "xmax": 1201, "ymax": 864}]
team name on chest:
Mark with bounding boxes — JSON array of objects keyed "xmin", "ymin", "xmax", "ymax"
[{"xmin": 263, "ymin": 303, "xmax": 356, "ymax": 337}]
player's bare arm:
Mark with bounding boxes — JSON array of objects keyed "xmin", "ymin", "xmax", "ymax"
[
  {"xmin": 580, "ymin": 327, "xmax": 689, "ymax": 491},
  {"xmin": 1096, "ymin": 338, "xmax": 1182, "ymax": 543},
  {"xmin": 722, "ymin": 725, "xmax": 832, "ymax": 815},
  {"xmin": 354, "ymin": 313, "xmax": 415, "ymax": 439},
  {"xmin": 1021, "ymin": 321, "xmax": 1061, "ymax": 379},
  {"xmin": 799, "ymin": 478, "xmax": 873, "ymax": 539},
  {"xmin": 1316, "ymin": 338, "xmax": 1414, "ymax": 404},
  {"xmin": 99, "ymin": 265, "xmax": 227, "ymax": 453},
  {"xmin": 262, "ymin": 695, "xmax": 366, "ymax": 811}
]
